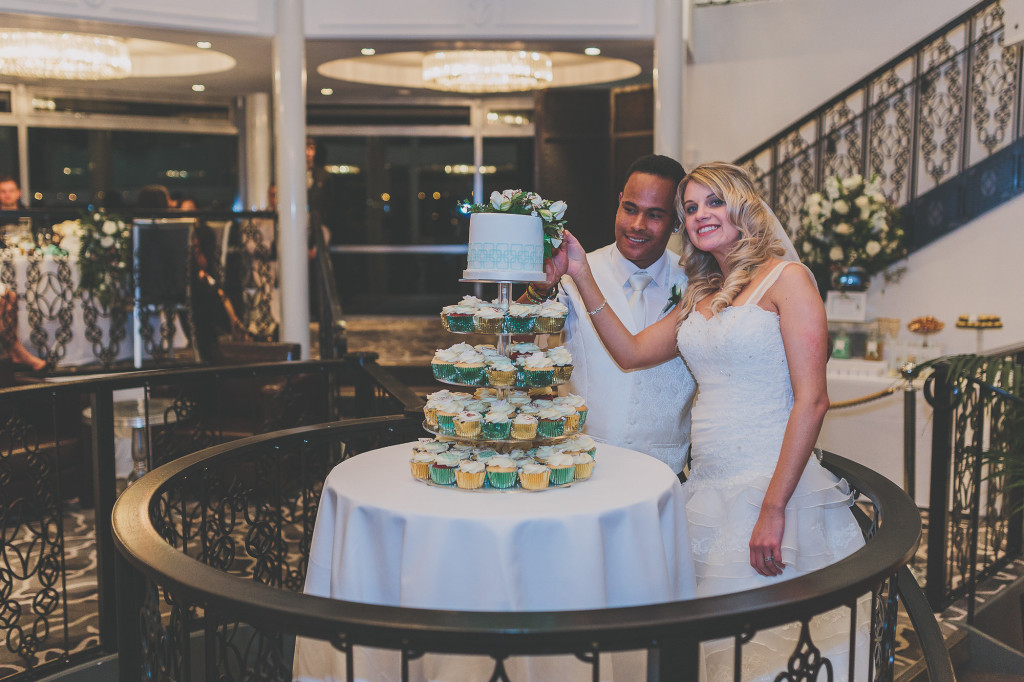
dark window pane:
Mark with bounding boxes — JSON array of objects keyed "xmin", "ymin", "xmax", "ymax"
[
  {"xmin": 0, "ymin": 126, "xmax": 18, "ymax": 178},
  {"xmin": 482, "ymin": 137, "xmax": 534, "ymax": 197}
]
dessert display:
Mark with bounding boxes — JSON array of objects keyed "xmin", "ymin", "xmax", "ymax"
[
  {"xmin": 907, "ymin": 316, "xmax": 944, "ymax": 334},
  {"xmin": 956, "ymin": 314, "xmax": 1003, "ymax": 329},
  {"xmin": 414, "ymin": 191, "xmax": 595, "ymax": 491}
]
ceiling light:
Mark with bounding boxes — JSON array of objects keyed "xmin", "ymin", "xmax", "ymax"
[
  {"xmin": 422, "ymin": 50, "xmax": 553, "ymax": 93},
  {"xmin": 0, "ymin": 29, "xmax": 131, "ymax": 80},
  {"xmin": 584, "ymin": 47, "xmax": 601, "ymax": 56},
  {"xmin": 360, "ymin": 48, "xmax": 376, "ymax": 56},
  {"xmin": 196, "ymin": 41, "xmax": 212, "ymax": 49},
  {"xmin": 191, "ymin": 84, "xmax": 205, "ymax": 92},
  {"xmin": 320, "ymin": 87, "xmax": 334, "ymax": 95}
]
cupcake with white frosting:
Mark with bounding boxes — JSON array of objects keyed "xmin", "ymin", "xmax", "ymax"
[
  {"xmin": 481, "ymin": 410, "xmax": 512, "ymax": 440},
  {"xmin": 537, "ymin": 406, "xmax": 566, "ymax": 438},
  {"xmin": 473, "ymin": 305, "xmax": 506, "ymax": 334},
  {"xmin": 546, "ymin": 346, "xmax": 574, "ymax": 383},
  {"xmin": 535, "ymin": 300, "xmax": 569, "ymax": 333},
  {"xmin": 454, "ymin": 410, "xmax": 483, "ymax": 438},
  {"xmin": 511, "ymin": 413, "xmax": 538, "ymax": 440},
  {"xmin": 545, "ymin": 452, "xmax": 576, "ymax": 485},
  {"xmin": 485, "ymin": 356, "xmax": 516, "ymax": 387},
  {"xmin": 503, "ymin": 303, "xmax": 538, "ymax": 333},
  {"xmin": 429, "ymin": 452, "xmax": 460, "ymax": 486},
  {"xmin": 455, "ymin": 459, "xmax": 487, "ymax": 489},
  {"xmin": 571, "ymin": 452, "xmax": 595, "ymax": 480},
  {"xmin": 485, "ymin": 455, "xmax": 518, "ymax": 489},
  {"xmin": 518, "ymin": 352, "xmax": 554, "ymax": 387},
  {"xmin": 519, "ymin": 462, "xmax": 551, "ymax": 490}
]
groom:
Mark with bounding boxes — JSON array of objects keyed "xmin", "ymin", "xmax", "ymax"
[{"xmin": 526, "ymin": 155, "xmax": 697, "ymax": 476}]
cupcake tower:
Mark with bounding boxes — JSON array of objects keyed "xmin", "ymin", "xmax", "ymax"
[{"xmin": 412, "ymin": 285, "xmax": 596, "ymax": 491}]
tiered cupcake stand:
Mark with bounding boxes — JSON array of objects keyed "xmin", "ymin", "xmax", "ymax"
[{"xmin": 419, "ymin": 281, "xmax": 591, "ymax": 491}]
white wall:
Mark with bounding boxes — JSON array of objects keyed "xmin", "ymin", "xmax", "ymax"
[
  {"xmin": 685, "ymin": 0, "xmax": 975, "ymax": 163},
  {"xmin": 866, "ymin": 192, "xmax": 1024, "ymax": 357}
]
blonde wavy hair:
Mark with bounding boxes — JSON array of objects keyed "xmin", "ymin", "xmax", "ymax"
[{"xmin": 675, "ymin": 162, "xmax": 786, "ymax": 320}]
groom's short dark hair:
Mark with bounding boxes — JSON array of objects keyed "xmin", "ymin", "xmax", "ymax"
[{"xmin": 624, "ymin": 154, "xmax": 686, "ymax": 188}]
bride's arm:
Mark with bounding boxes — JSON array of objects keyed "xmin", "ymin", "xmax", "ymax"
[
  {"xmin": 748, "ymin": 265, "xmax": 831, "ymax": 577},
  {"xmin": 560, "ymin": 230, "xmax": 680, "ymax": 368}
]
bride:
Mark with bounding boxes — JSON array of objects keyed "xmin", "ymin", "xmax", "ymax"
[{"xmin": 553, "ymin": 162, "xmax": 867, "ymax": 680}]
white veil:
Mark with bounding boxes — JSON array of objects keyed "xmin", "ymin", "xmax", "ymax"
[{"xmin": 761, "ymin": 198, "xmax": 802, "ymax": 263}]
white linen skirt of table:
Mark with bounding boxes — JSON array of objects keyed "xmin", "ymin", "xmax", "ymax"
[{"xmin": 292, "ymin": 443, "xmax": 696, "ymax": 682}]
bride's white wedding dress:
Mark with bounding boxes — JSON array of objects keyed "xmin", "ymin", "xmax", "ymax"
[{"xmin": 676, "ymin": 261, "xmax": 869, "ymax": 682}]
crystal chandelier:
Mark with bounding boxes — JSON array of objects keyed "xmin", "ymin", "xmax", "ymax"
[
  {"xmin": 0, "ymin": 30, "xmax": 132, "ymax": 80},
  {"xmin": 422, "ymin": 50, "xmax": 553, "ymax": 93}
]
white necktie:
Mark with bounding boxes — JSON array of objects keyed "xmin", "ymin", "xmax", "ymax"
[{"xmin": 627, "ymin": 271, "xmax": 653, "ymax": 328}]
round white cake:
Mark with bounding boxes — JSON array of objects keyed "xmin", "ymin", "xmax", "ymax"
[{"xmin": 463, "ymin": 213, "xmax": 546, "ymax": 282}]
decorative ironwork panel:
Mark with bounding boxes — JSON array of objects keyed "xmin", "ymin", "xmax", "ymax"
[
  {"xmin": 150, "ymin": 385, "xmax": 217, "ymax": 471},
  {"xmin": 208, "ymin": 615, "xmax": 290, "ymax": 682},
  {"xmin": 139, "ymin": 581, "xmax": 188, "ymax": 682},
  {"xmin": 0, "ymin": 412, "xmax": 69, "ymax": 669},
  {"xmin": 968, "ymin": 6, "xmax": 1018, "ymax": 163},
  {"xmin": 867, "ymin": 65, "xmax": 915, "ymax": 206},
  {"xmin": 822, "ymin": 91, "xmax": 866, "ymax": 182},
  {"xmin": 80, "ymin": 287, "xmax": 130, "ymax": 368},
  {"xmin": 871, "ymin": 574, "xmax": 899, "ymax": 681},
  {"xmin": 238, "ymin": 218, "xmax": 278, "ymax": 340},
  {"xmin": 917, "ymin": 32, "xmax": 966, "ymax": 192},
  {"xmin": 772, "ymin": 121, "xmax": 819, "ymax": 233},
  {"xmin": 22, "ymin": 256, "xmax": 74, "ymax": 369}
]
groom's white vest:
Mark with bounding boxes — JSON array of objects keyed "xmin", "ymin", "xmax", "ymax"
[{"xmin": 558, "ymin": 245, "xmax": 696, "ymax": 474}]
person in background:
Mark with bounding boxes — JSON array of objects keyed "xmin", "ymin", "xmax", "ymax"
[
  {"xmin": 136, "ymin": 184, "xmax": 172, "ymax": 209},
  {"xmin": 525, "ymin": 154, "xmax": 697, "ymax": 478},
  {"xmin": 190, "ymin": 222, "xmax": 252, "ymax": 362},
  {"xmin": 170, "ymin": 191, "xmax": 198, "ymax": 211},
  {"xmin": 0, "ymin": 176, "xmax": 45, "ymax": 371},
  {"xmin": 0, "ymin": 175, "xmax": 30, "ymax": 235}
]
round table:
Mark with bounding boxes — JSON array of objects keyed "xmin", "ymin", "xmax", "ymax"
[{"xmin": 293, "ymin": 442, "xmax": 695, "ymax": 682}]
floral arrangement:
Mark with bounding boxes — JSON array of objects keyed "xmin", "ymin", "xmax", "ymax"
[
  {"xmin": 794, "ymin": 174, "xmax": 906, "ymax": 290},
  {"xmin": 466, "ymin": 190, "xmax": 567, "ymax": 259},
  {"xmin": 75, "ymin": 209, "xmax": 131, "ymax": 307}
]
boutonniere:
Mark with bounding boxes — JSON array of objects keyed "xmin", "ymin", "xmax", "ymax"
[{"xmin": 662, "ymin": 284, "xmax": 682, "ymax": 314}]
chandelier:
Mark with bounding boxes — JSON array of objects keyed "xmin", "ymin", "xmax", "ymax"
[
  {"xmin": 0, "ymin": 30, "xmax": 132, "ymax": 80},
  {"xmin": 422, "ymin": 50, "xmax": 553, "ymax": 93}
]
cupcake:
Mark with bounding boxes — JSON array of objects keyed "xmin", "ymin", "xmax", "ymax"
[
  {"xmin": 557, "ymin": 404, "xmax": 580, "ymax": 433},
  {"xmin": 504, "ymin": 303, "xmax": 538, "ymax": 334},
  {"xmin": 409, "ymin": 451, "xmax": 436, "ymax": 480},
  {"xmin": 555, "ymin": 394, "xmax": 588, "ymax": 428},
  {"xmin": 454, "ymin": 410, "xmax": 483, "ymax": 438},
  {"xmin": 508, "ymin": 342, "xmax": 541, "ymax": 361},
  {"xmin": 474, "ymin": 447, "xmax": 500, "ymax": 464},
  {"xmin": 547, "ymin": 346, "xmax": 574, "ymax": 383},
  {"xmin": 453, "ymin": 349, "xmax": 487, "ymax": 386},
  {"xmin": 535, "ymin": 300, "xmax": 569, "ymax": 333},
  {"xmin": 412, "ymin": 438, "xmax": 451, "ymax": 457},
  {"xmin": 563, "ymin": 435, "xmax": 597, "ymax": 459},
  {"xmin": 481, "ymin": 410, "xmax": 512, "ymax": 440},
  {"xmin": 519, "ymin": 352, "xmax": 555, "ymax": 387},
  {"xmin": 485, "ymin": 356, "xmax": 517, "ymax": 387},
  {"xmin": 545, "ymin": 452, "xmax": 576, "ymax": 485},
  {"xmin": 448, "ymin": 442, "xmax": 476, "ymax": 459},
  {"xmin": 474, "ymin": 387, "xmax": 499, "ymax": 400},
  {"xmin": 511, "ymin": 413, "xmax": 538, "ymax": 440},
  {"xmin": 431, "ymin": 346, "xmax": 460, "ymax": 382},
  {"xmin": 533, "ymin": 444, "xmax": 561, "ymax": 464},
  {"xmin": 485, "ymin": 400, "xmax": 517, "ymax": 419},
  {"xmin": 434, "ymin": 397, "xmax": 463, "ymax": 436},
  {"xmin": 429, "ymin": 453, "xmax": 460, "ymax": 485},
  {"xmin": 506, "ymin": 391, "xmax": 533, "ymax": 407},
  {"xmin": 571, "ymin": 452, "xmax": 595, "ymax": 480},
  {"xmin": 441, "ymin": 302, "xmax": 476, "ymax": 333},
  {"xmin": 455, "ymin": 459, "xmax": 487, "ymax": 489},
  {"xmin": 507, "ymin": 449, "xmax": 534, "ymax": 466},
  {"xmin": 519, "ymin": 462, "xmax": 551, "ymax": 490},
  {"xmin": 473, "ymin": 305, "xmax": 506, "ymax": 334},
  {"xmin": 537, "ymin": 406, "xmax": 566, "ymax": 438},
  {"xmin": 485, "ymin": 455, "xmax": 518, "ymax": 489}
]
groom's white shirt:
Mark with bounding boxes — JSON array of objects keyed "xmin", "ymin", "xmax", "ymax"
[{"xmin": 557, "ymin": 244, "xmax": 697, "ymax": 473}]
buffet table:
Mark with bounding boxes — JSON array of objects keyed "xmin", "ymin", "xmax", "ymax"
[{"xmin": 292, "ymin": 443, "xmax": 695, "ymax": 682}]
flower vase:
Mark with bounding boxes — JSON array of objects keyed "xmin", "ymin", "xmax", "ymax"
[{"xmin": 831, "ymin": 265, "xmax": 869, "ymax": 292}]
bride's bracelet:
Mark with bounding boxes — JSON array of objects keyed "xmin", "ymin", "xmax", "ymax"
[{"xmin": 586, "ymin": 299, "xmax": 607, "ymax": 316}]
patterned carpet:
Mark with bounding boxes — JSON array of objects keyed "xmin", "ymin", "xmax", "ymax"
[{"xmin": 4, "ymin": 499, "xmax": 1021, "ymax": 681}]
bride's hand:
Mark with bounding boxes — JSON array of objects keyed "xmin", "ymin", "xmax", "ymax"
[
  {"xmin": 749, "ymin": 507, "xmax": 786, "ymax": 577},
  {"xmin": 559, "ymin": 229, "xmax": 590, "ymax": 280}
]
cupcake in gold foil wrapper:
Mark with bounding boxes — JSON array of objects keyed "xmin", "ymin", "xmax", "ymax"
[
  {"xmin": 519, "ymin": 462, "xmax": 551, "ymax": 490},
  {"xmin": 511, "ymin": 413, "xmax": 538, "ymax": 440},
  {"xmin": 535, "ymin": 300, "xmax": 568, "ymax": 333},
  {"xmin": 453, "ymin": 410, "xmax": 482, "ymax": 438},
  {"xmin": 455, "ymin": 460, "xmax": 487, "ymax": 489}
]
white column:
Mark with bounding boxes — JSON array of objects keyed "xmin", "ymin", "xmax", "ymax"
[
  {"xmin": 272, "ymin": 0, "xmax": 310, "ymax": 357},
  {"xmin": 244, "ymin": 92, "xmax": 273, "ymax": 210},
  {"xmin": 653, "ymin": 0, "xmax": 684, "ymax": 162}
]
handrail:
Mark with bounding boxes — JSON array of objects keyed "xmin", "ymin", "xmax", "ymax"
[
  {"xmin": 110, "ymin": 418, "xmax": 941, "ymax": 679},
  {"xmin": 312, "ymin": 213, "xmax": 347, "ymax": 359}
]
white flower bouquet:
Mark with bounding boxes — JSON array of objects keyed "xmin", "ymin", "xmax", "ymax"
[
  {"xmin": 794, "ymin": 174, "xmax": 906, "ymax": 291},
  {"xmin": 466, "ymin": 189, "xmax": 567, "ymax": 259},
  {"xmin": 76, "ymin": 210, "xmax": 131, "ymax": 307}
]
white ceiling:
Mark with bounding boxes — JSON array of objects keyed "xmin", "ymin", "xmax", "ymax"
[{"xmin": 0, "ymin": 12, "xmax": 653, "ymax": 105}]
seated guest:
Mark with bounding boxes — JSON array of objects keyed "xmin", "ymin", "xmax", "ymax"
[
  {"xmin": 0, "ymin": 175, "xmax": 30, "ymax": 236},
  {"xmin": 190, "ymin": 223, "xmax": 251, "ymax": 362},
  {"xmin": 136, "ymin": 184, "xmax": 172, "ymax": 209},
  {"xmin": 0, "ymin": 287, "xmax": 45, "ymax": 371}
]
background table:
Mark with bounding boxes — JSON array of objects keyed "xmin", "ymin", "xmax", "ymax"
[{"xmin": 293, "ymin": 443, "xmax": 695, "ymax": 682}]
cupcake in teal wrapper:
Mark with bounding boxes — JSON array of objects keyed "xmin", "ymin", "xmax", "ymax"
[
  {"xmin": 545, "ymin": 452, "xmax": 576, "ymax": 485},
  {"xmin": 481, "ymin": 411, "xmax": 512, "ymax": 440},
  {"xmin": 441, "ymin": 302, "xmax": 476, "ymax": 333},
  {"xmin": 485, "ymin": 455, "xmax": 518, "ymax": 489},
  {"xmin": 503, "ymin": 303, "xmax": 538, "ymax": 333},
  {"xmin": 429, "ymin": 453, "xmax": 460, "ymax": 485},
  {"xmin": 536, "ymin": 406, "xmax": 566, "ymax": 437},
  {"xmin": 555, "ymin": 394, "xmax": 588, "ymax": 427},
  {"xmin": 434, "ymin": 398, "xmax": 462, "ymax": 436},
  {"xmin": 518, "ymin": 352, "xmax": 555, "ymax": 387},
  {"xmin": 563, "ymin": 434, "xmax": 597, "ymax": 459},
  {"xmin": 453, "ymin": 348, "xmax": 486, "ymax": 385}
]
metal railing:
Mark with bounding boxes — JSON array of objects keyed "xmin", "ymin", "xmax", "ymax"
[
  {"xmin": 922, "ymin": 351, "xmax": 1024, "ymax": 617},
  {"xmin": 736, "ymin": 0, "xmax": 1024, "ymax": 251},
  {"xmin": 0, "ymin": 355, "xmax": 424, "ymax": 681},
  {"xmin": 109, "ymin": 417, "xmax": 953, "ymax": 682}
]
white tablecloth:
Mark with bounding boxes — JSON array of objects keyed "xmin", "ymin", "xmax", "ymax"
[
  {"xmin": 292, "ymin": 443, "xmax": 695, "ymax": 682},
  {"xmin": 819, "ymin": 374, "xmax": 932, "ymax": 507}
]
